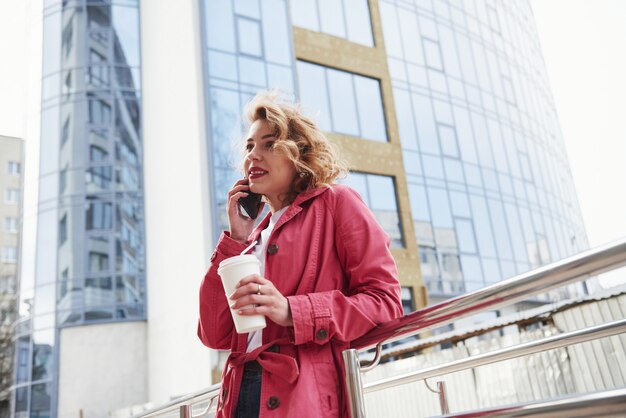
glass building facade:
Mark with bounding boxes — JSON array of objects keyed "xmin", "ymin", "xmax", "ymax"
[
  {"xmin": 14, "ymin": 1, "xmax": 144, "ymax": 416},
  {"xmin": 201, "ymin": 0, "xmax": 587, "ymax": 301},
  {"xmin": 375, "ymin": 0, "xmax": 587, "ymax": 298}
]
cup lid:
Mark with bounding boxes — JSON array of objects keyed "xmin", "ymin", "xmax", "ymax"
[{"xmin": 218, "ymin": 254, "xmax": 260, "ymax": 270}]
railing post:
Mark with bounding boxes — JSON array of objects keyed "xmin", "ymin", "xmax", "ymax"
[
  {"xmin": 437, "ymin": 381, "xmax": 450, "ymax": 414},
  {"xmin": 179, "ymin": 404, "xmax": 190, "ymax": 418},
  {"xmin": 343, "ymin": 349, "xmax": 367, "ymax": 418}
]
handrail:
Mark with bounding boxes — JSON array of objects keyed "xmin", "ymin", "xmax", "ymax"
[
  {"xmin": 352, "ymin": 238, "xmax": 626, "ymax": 350},
  {"xmin": 364, "ymin": 318, "xmax": 626, "ymax": 393},
  {"xmin": 132, "ymin": 384, "xmax": 220, "ymax": 418},
  {"xmin": 437, "ymin": 387, "xmax": 626, "ymax": 417}
]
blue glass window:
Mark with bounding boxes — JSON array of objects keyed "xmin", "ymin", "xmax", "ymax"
[
  {"xmin": 423, "ymin": 38, "xmax": 444, "ymax": 71},
  {"xmin": 297, "ymin": 61, "xmax": 332, "ymax": 130},
  {"xmin": 327, "ymin": 69, "xmax": 359, "ymax": 136},
  {"xmin": 342, "ymin": 172, "xmax": 404, "ymax": 248},
  {"xmin": 438, "ymin": 124, "xmax": 459, "ymax": 158},
  {"xmin": 296, "ymin": 61, "xmax": 387, "ymax": 141},
  {"xmin": 237, "ymin": 17, "xmax": 263, "ymax": 57},
  {"xmin": 427, "ymin": 187, "xmax": 453, "ymax": 228},
  {"xmin": 290, "ymin": 0, "xmax": 374, "ymax": 47}
]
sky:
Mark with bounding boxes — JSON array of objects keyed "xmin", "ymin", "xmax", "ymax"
[
  {"xmin": 0, "ymin": 1, "xmax": 624, "ymax": 287},
  {"xmin": 530, "ymin": 0, "xmax": 626, "ymax": 287}
]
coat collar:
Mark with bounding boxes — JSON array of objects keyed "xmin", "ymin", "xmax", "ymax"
[{"xmin": 249, "ymin": 186, "xmax": 331, "ymax": 241}]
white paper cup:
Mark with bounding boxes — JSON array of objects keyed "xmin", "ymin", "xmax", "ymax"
[{"xmin": 217, "ymin": 254, "xmax": 267, "ymax": 333}]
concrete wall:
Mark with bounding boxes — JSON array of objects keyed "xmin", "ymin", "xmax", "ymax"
[
  {"xmin": 140, "ymin": 0, "xmax": 215, "ymax": 406},
  {"xmin": 57, "ymin": 322, "xmax": 148, "ymax": 418}
]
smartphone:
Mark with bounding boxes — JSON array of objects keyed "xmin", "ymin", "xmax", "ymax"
[{"xmin": 238, "ymin": 189, "xmax": 263, "ymax": 219}]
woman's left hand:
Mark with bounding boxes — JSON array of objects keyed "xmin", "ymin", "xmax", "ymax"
[{"xmin": 229, "ymin": 275, "xmax": 294, "ymax": 327}]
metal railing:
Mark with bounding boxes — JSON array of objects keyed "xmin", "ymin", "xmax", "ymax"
[
  {"xmin": 343, "ymin": 237, "xmax": 626, "ymax": 417},
  {"xmin": 136, "ymin": 238, "xmax": 626, "ymax": 418},
  {"xmin": 132, "ymin": 384, "xmax": 220, "ymax": 418}
]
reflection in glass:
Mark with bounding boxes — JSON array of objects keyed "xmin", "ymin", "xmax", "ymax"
[
  {"xmin": 237, "ymin": 17, "xmax": 262, "ymax": 57},
  {"xmin": 297, "ymin": 61, "xmax": 331, "ymax": 131},
  {"xmin": 15, "ymin": 386, "xmax": 28, "ymax": 412},
  {"xmin": 354, "ymin": 76, "xmax": 387, "ymax": 142},
  {"xmin": 318, "ymin": 0, "xmax": 346, "ymax": 38},
  {"xmin": 15, "ymin": 337, "xmax": 31, "ymax": 384},
  {"xmin": 31, "ymin": 330, "xmax": 54, "ymax": 381},
  {"xmin": 341, "ymin": 172, "xmax": 404, "ymax": 248},
  {"xmin": 86, "ymin": 202, "xmax": 113, "ymax": 230},
  {"xmin": 327, "ymin": 69, "xmax": 359, "ymax": 136}
]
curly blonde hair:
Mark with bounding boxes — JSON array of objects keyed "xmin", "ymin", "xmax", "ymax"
[{"xmin": 241, "ymin": 91, "xmax": 347, "ymax": 202}]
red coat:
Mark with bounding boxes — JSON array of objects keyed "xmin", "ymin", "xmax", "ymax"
[{"xmin": 198, "ymin": 184, "xmax": 403, "ymax": 417}]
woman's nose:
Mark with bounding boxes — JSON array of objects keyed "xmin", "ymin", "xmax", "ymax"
[{"xmin": 247, "ymin": 146, "xmax": 261, "ymax": 161}]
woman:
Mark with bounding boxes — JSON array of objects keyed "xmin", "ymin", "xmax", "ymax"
[{"xmin": 198, "ymin": 92, "xmax": 403, "ymax": 417}]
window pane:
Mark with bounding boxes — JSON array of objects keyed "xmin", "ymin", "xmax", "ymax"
[
  {"xmin": 318, "ymin": 0, "xmax": 346, "ymax": 38},
  {"xmin": 423, "ymin": 38, "xmax": 443, "ymax": 70},
  {"xmin": 327, "ymin": 68, "xmax": 359, "ymax": 136},
  {"xmin": 267, "ymin": 64, "xmax": 294, "ymax": 94},
  {"xmin": 455, "ymin": 218, "xmax": 477, "ymax": 253},
  {"xmin": 342, "ymin": 172, "xmax": 403, "ymax": 248},
  {"xmin": 237, "ymin": 17, "xmax": 262, "ymax": 56},
  {"xmin": 398, "ymin": 11, "xmax": 422, "ymax": 64},
  {"xmin": 367, "ymin": 175, "xmax": 397, "ymax": 211},
  {"xmin": 354, "ymin": 76, "xmax": 387, "ymax": 141},
  {"xmin": 408, "ymin": 183, "xmax": 430, "ymax": 221},
  {"xmin": 205, "ymin": 0, "xmax": 235, "ymax": 52},
  {"xmin": 439, "ymin": 124, "xmax": 459, "ymax": 157},
  {"xmin": 341, "ymin": 172, "xmax": 368, "ymax": 203},
  {"xmin": 234, "ymin": 0, "xmax": 260, "ymax": 19},
  {"xmin": 261, "ymin": 0, "xmax": 291, "ymax": 65},
  {"xmin": 238, "ymin": 56, "xmax": 266, "ymax": 86},
  {"xmin": 112, "ymin": 6, "xmax": 140, "ymax": 66},
  {"xmin": 379, "ymin": 1, "xmax": 403, "ymax": 58},
  {"xmin": 289, "ymin": 0, "xmax": 319, "ymax": 31},
  {"xmin": 449, "ymin": 191, "xmax": 471, "ymax": 217},
  {"xmin": 297, "ymin": 61, "xmax": 331, "ymax": 130},
  {"xmin": 412, "ymin": 94, "xmax": 439, "ymax": 154},
  {"xmin": 427, "ymin": 187, "xmax": 453, "ymax": 228},
  {"xmin": 344, "ymin": 0, "xmax": 374, "ymax": 46}
]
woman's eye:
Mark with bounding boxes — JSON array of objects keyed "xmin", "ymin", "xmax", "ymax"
[
  {"xmin": 265, "ymin": 141, "xmax": 275, "ymax": 150},
  {"xmin": 245, "ymin": 144, "xmax": 254, "ymax": 152}
]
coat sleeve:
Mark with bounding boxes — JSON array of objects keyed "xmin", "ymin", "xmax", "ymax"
[
  {"xmin": 287, "ymin": 186, "xmax": 403, "ymax": 346},
  {"xmin": 197, "ymin": 232, "xmax": 249, "ymax": 350}
]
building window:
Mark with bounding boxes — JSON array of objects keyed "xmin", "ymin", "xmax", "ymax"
[
  {"xmin": 59, "ymin": 214, "xmax": 68, "ymax": 245},
  {"xmin": 4, "ymin": 188, "xmax": 19, "ymax": 204},
  {"xmin": 289, "ymin": 0, "xmax": 374, "ymax": 47},
  {"xmin": 4, "ymin": 217, "xmax": 18, "ymax": 233},
  {"xmin": 400, "ymin": 287, "xmax": 415, "ymax": 314},
  {"xmin": 297, "ymin": 61, "xmax": 387, "ymax": 142},
  {"xmin": 341, "ymin": 172, "xmax": 404, "ymax": 248},
  {"xmin": 1, "ymin": 247, "xmax": 17, "ymax": 263},
  {"xmin": 86, "ymin": 202, "xmax": 113, "ymax": 230},
  {"xmin": 62, "ymin": 18, "xmax": 73, "ymax": 58},
  {"xmin": 88, "ymin": 48, "xmax": 109, "ymax": 86},
  {"xmin": 88, "ymin": 251, "xmax": 109, "ymax": 273},
  {"xmin": 61, "ymin": 117, "xmax": 70, "ymax": 147},
  {"xmin": 7, "ymin": 161, "xmax": 21, "ymax": 175},
  {"xmin": 89, "ymin": 97, "xmax": 112, "ymax": 125},
  {"xmin": 0, "ymin": 275, "xmax": 16, "ymax": 293}
]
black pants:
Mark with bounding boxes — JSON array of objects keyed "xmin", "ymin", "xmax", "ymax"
[{"xmin": 235, "ymin": 368, "xmax": 262, "ymax": 418}]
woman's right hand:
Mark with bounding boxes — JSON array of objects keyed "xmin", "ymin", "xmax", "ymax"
[{"xmin": 227, "ymin": 179, "xmax": 262, "ymax": 243}]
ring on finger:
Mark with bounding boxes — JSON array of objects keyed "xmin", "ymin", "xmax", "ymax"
[{"xmin": 257, "ymin": 284, "xmax": 262, "ymax": 295}]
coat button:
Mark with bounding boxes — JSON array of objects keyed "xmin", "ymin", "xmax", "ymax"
[
  {"xmin": 267, "ymin": 244, "xmax": 278, "ymax": 255},
  {"xmin": 316, "ymin": 329, "xmax": 328, "ymax": 340},
  {"xmin": 266, "ymin": 396, "xmax": 280, "ymax": 410}
]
